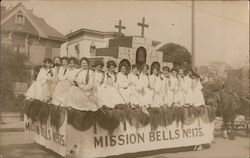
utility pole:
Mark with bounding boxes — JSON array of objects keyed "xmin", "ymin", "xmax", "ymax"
[{"xmin": 191, "ymin": 0, "xmax": 196, "ymax": 70}]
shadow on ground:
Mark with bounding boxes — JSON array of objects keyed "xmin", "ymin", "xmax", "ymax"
[{"xmin": 0, "ymin": 143, "xmax": 63, "ymax": 158}]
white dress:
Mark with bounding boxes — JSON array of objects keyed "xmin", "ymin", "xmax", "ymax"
[
  {"xmin": 52, "ymin": 68, "xmax": 79, "ymax": 106},
  {"xmin": 49, "ymin": 66, "xmax": 60, "ymax": 93},
  {"xmin": 161, "ymin": 75, "xmax": 172, "ymax": 106},
  {"xmin": 192, "ymin": 79, "xmax": 205, "ymax": 107},
  {"xmin": 128, "ymin": 73, "xmax": 140, "ymax": 105},
  {"xmin": 26, "ymin": 67, "xmax": 53, "ymax": 102},
  {"xmin": 63, "ymin": 69, "xmax": 98, "ymax": 111},
  {"xmin": 92, "ymin": 71, "xmax": 105, "ymax": 107},
  {"xmin": 138, "ymin": 73, "xmax": 154, "ymax": 106},
  {"xmin": 183, "ymin": 75, "xmax": 194, "ymax": 105},
  {"xmin": 98, "ymin": 73, "xmax": 126, "ymax": 108},
  {"xmin": 173, "ymin": 76, "xmax": 185, "ymax": 106},
  {"xmin": 116, "ymin": 72, "xmax": 130, "ymax": 104},
  {"xmin": 149, "ymin": 75, "xmax": 163, "ymax": 107},
  {"xmin": 168, "ymin": 75, "xmax": 177, "ymax": 106}
]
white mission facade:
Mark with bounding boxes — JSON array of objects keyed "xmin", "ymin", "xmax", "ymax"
[{"xmin": 61, "ymin": 27, "xmax": 173, "ymax": 69}]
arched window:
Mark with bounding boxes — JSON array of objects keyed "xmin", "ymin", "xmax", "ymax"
[{"xmin": 90, "ymin": 42, "xmax": 96, "ymax": 56}]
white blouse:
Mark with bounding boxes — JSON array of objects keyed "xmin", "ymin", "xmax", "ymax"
[
  {"xmin": 36, "ymin": 67, "xmax": 53, "ymax": 85},
  {"xmin": 117, "ymin": 72, "xmax": 129, "ymax": 89}
]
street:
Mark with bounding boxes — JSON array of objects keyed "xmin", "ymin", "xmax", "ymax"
[{"xmin": 0, "ymin": 131, "xmax": 249, "ymax": 158}]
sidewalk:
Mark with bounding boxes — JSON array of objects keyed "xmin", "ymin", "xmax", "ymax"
[{"xmin": 0, "ymin": 112, "xmax": 24, "ymax": 132}]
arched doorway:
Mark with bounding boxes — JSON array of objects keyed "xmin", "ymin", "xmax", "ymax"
[
  {"xmin": 150, "ymin": 62, "xmax": 161, "ymax": 74},
  {"xmin": 119, "ymin": 59, "xmax": 131, "ymax": 74},
  {"xmin": 136, "ymin": 47, "xmax": 147, "ymax": 68}
]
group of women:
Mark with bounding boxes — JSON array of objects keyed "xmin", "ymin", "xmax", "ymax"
[{"xmin": 25, "ymin": 56, "xmax": 205, "ymax": 111}]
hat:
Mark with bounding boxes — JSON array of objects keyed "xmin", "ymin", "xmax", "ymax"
[
  {"xmin": 43, "ymin": 57, "xmax": 52, "ymax": 64},
  {"xmin": 107, "ymin": 60, "xmax": 117, "ymax": 68},
  {"xmin": 162, "ymin": 66, "xmax": 170, "ymax": 71},
  {"xmin": 93, "ymin": 60, "xmax": 104, "ymax": 67}
]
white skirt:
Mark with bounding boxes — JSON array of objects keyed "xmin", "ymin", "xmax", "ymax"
[
  {"xmin": 183, "ymin": 89, "xmax": 194, "ymax": 105},
  {"xmin": 63, "ymin": 86, "xmax": 98, "ymax": 111},
  {"xmin": 25, "ymin": 81, "xmax": 51, "ymax": 102},
  {"xmin": 193, "ymin": 89, "xmax": 205, "ymax": 107},
  {"xmin": 97, "ymin": 85, "xmax": 128, "ymax": 108},
  {"xmin": 128, "ymin": 87, "xmax": 140, "ymax": 105},
  {"xmin": 139, "ymin": 87, "xmax": 154, "ymax": 106},
  {"xmin": 52, "ymin": 80, "xmax": 71, "ymax": 106},
  {"xmin": 173, "ymin": 90, "xmax": 185, "ymax": 106}
]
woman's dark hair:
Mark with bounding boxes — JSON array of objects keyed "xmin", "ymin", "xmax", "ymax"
[
  {"xmin": 118, "ymin": 64, "xmax": 127, "ymax": 72},
  {"xmin": 43, "ymin": 57, "xmax": 53, "ymax": 64},
  {"xmin": 80, "ymin": 57, "xmax": 89, "ymax": 65},
  {"xmin": 171, "ymin": 68, "xmax": 177, "ymax": 73},
  {"xmin": 53, "ymin": 56, "xmax": 61, "ymax": 62},
  {"xmin": 107, "ymin": 60, "xmax": 117, "ymax": 68},
  {"xmin": 61, "ymin": 56, "xmax": 69, "ymax": 62},
  {"xmin": 94, "ymin": 60, "xmax": 104, "ymax": 67},
  {"xmin": 131, "ymin": 64, "xmax": 139, "ymax": 70},
  {"xmin": 141, "ymin": 64, "xmax": 149, "ymax": 71},
  {"xmin": 162, "ymin": 66, "xmax": 170, "ymax": 72},
  {"xmin": 68, "ymin": 57, "xmax": 78, "ymax": 64},
  {"xmin": 150, "ymin": 66, "xmax": 160, "ymax": 75}
]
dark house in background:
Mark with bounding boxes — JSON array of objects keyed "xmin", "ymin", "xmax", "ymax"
[
  {"xmin": 1, "ymin": 3, "xmax": 66, "ymax": 96},
  {"xmin": 1, "ymin": 3, "xmax": 66, "ymax": 65}
]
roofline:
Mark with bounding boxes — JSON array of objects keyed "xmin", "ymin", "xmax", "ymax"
[
  {"xmin": 66, "ymin": 28, "xmax": 123, "ymax": 38},
  {"xmin": 47, "ymin": 36, "xmax": 67, "ymax": 42},
  {"xmin": 1, "ymin": 2, "xmax": 66, "ymax": 42}
]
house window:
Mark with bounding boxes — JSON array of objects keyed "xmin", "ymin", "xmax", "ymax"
[
  {"xmin": 90, "ymin": 42, "xmax": 96, "ymax": 56},
  {"xmin": 15, "ymin": 13, "xmax": 25, "ymax": 25},
  {"xmin": 13, "ymin": 45, "xmax": 26, "ymax": 54}
]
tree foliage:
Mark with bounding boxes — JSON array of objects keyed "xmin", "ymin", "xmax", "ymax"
[
  {"xmin": 159, "ymin": 43, "xmax": 191, "ymax": 64},
  {"xmin": 0, "ymin": 46, "xmax": 29, "ymax": 111}
]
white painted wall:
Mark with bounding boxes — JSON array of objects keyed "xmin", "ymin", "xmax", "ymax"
[{"xmin": 60, "ymin": 33, "xmax": 113, "ymax": 58}]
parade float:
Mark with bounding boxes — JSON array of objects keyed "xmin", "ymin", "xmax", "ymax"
[{"xmin": 24, "ymin": 100, "xmax": 216, "ymax": 158}]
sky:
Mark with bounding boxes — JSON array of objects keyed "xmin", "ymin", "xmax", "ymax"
[{"xmin": 2, "ymin": 0, "xmax": 249, "ymax": 66}]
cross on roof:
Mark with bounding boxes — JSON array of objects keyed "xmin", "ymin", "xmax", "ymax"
[
  {"xmin": 137, "ymin": 17, "xmax": 149, "ymax": 37},
  {"xmin": 115, "ymin": 20, "xmax": 126, "ymax": 34}
]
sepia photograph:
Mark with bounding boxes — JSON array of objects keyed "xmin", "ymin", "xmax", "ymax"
[{"xmin": 0, "ymin": 0, "xmax": 249, "ymax": 158}]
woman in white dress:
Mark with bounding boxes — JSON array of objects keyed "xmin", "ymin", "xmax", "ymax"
[
  {"xmin": 192, "ymin": 73, "xmax": 205, "ymax": 107},
  {"xmin": 26, "ymin": 58, "xmax": 53, "ymax": 103},
  {"xmin": 64, "ymin": 57, "xmax": 97, "ymax": 111},
  {"xmin": 138, "ymin": 64, "xmax": 153, "ymax": 107},
  {"xmin": 100, "ymin": 60, "xmax": 127, "ymax": 108},
  {"xmin": 173, "ymin": 69, "xmax": 185, "ymax": 107},
  {"xmin": 183, "ymin": 70, "xmax": 194, "ymax": 106},
  {"xmin": 149, "ymin": 66, "xmax": 163, "ymax": 107},
  {"xmin": 169, "ymin": 69, "xmax": 178, "ymax": 106},
  {"xmin": 161, "ymin": 66, "xmax": 172, "ymax": 106},
  {"xmin": 92, "ymin": 60, "xmax": 105, "ymax": 107},
  {"xmin": 50, "ymin": 57, "xmax": 61, "ymax": 93},
  {"xmin": 128, "ymin": 65, "xmax": 140, "ymax": 107},
  {"xmin": 116, "ymin": 64, "xmax": 130, "ymax": 105},
  {"xmin": 52, "ymin": 57, "xmax": 79, "ymax": 106}
]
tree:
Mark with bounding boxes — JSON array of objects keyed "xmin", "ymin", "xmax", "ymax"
[
  {"xmin": 0, "ymin": 46, "xmax": 29, "ymax": 111},
  {"xmin": 158, "ymin": 43, "xmax": 191, "ymax": 65}
]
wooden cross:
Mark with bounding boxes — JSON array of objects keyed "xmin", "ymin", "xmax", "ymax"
[
  {"xmin": 137, "ymin": 17, "xmax": 149, "ymax": 37},
  {"xmin": 115, "ymin": 20, "xmax": 126, "ymax": 34}
]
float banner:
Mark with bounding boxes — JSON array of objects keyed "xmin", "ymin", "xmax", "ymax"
[
  {"xmin": 67, "ymin": 119, "xmax": 214, "ymax": 158},
  {"xmin": 24, "ymin": 114, "xmax": 67, "ymax": 157}
]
